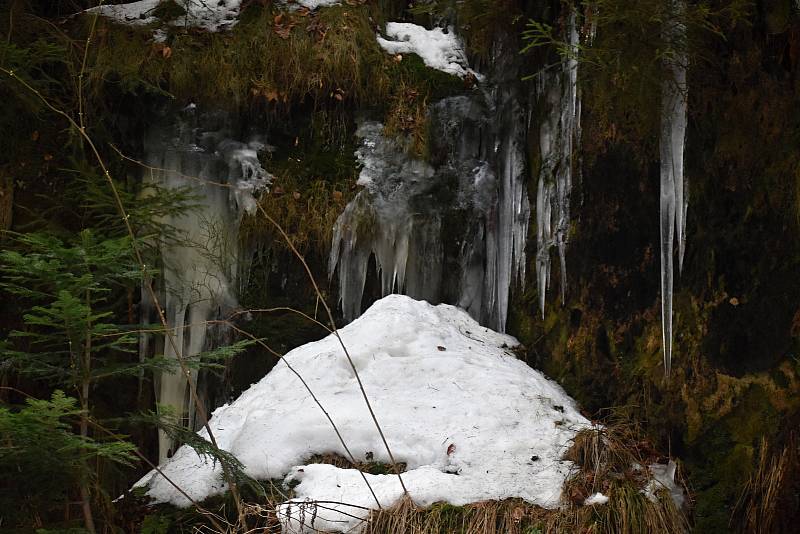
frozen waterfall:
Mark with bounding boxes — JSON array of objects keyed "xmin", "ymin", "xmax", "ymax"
[
  {"xmin": 659, "ymin": 0, "xmax": 688, "ymax": 376},
  {"xmin": 534, "ymin": 11, "xmax": 581, "ymax": 318},
  {"xmin": 141, "ymin": 109, "xmax": 271, "ymax": 462},
  {"xmin": 329, "ymin": 67, "xmax": 529, "ymax": 332}
]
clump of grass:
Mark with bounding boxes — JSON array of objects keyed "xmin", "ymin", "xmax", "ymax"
[
  {"xmin": 561, "ymin": 423, "xmax": 653, "ymax": 504},
  {"xmin": 88, "ymin": 3, "xmax": 462, "ymax": 108},
  {"xmin": 732, "ymin": 434, "xmax": 800, "ymax": 534},
  {"xmin": 384, "ymin": 80, "xmax": 430, "ymax": 157},
  {"xmin": 91, "ymin": 3, "xmax": 393, "ymax": 107},
  {"xmin": 365, "ymin": 497, "xmax": 552, "ymax": 534},
  {"xmin": 359, "ymin": 421, "xmax": 689, "ymax": 533},
  {"xmin": 556, "ymin": 423, "xmax": 689, "ymax": 534}
]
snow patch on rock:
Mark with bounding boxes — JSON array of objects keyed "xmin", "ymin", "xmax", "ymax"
[
  {"xmin": 377, "ymin": 22, "xmax": 481, "ymax": 79},
  {"xmin": 135, "ymin": 295, "xmax": 589, "ymax": 531},
  {"xmin": 86, "ymin": 0, "xmax": 242, "ymax": 38}
]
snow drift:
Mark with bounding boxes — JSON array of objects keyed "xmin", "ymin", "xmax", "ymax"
[{"xmin": 135, "ymin": 295, "xmax": 590, "ymax": 531}]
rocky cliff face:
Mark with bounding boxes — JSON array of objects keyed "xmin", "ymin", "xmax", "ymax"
[
  {"xmin": 4, "ymin": 1, "xmax": 800, "ymax": 531},
  {"xmin": 509, "ymin": 2, "xmax": 800, "ymax": 530}
]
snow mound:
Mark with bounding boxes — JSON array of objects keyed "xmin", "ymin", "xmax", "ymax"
[
  {"xmin": 377, "ymin": 23, "xmax": 481, "ymax": 79},
  {"xmin": 136, "ymin": 295, "xmax": 589, "ymax": 531},
  {"xmin": 86, "ymin": 0, "xmax": 242, "ymax": 37}
]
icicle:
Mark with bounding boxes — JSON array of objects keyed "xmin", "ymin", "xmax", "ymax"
[
  {"xmin": 329, "ymin": 122, "xmax": 437, "ymax": 323},
  {"xmin": 143, "ymin": 112, "xmax": 271, "ymax": 462},
  {"xmin": 535, "ymin": 179, "xmax": 552, "ymax": 319},
  {"xmin": 659, "ymin": 0, "xmax": 688, "ymax": 376},
  {"xmin": 534, "ymin": 11, "xmax": 582, "ymax": 317}
]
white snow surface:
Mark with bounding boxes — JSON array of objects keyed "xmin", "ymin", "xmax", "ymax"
[
  {"xmin": 87, "ymin": 0, "xmax": 242, "ymax": 35},
  {"xmin": 377, "ymin": 23, "xmax": 480, "ymax": 79},
  {"xmin": 584, "ymin": 492, "xmax": 609, "ymax": 506},
  {"xmin": 136, "ymin": 295, "xmax": 590, "ymax": 530}
]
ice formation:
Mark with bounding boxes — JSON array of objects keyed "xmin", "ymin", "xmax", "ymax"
[
  {"xmin": 645, "ymin": 460, "xmax": 686, "ymax": 509},
  {"xmin": 330, "ymin": 97, "xmax": 529, "ymax": 332},
  {"xmin": 141, "ymin": 109, "xmax": 271, "ymax": 462},
  {"xmin": 377, "ymin": 22, "xmax": 480, "ymax": 79},
  {"xmin": 534, "ymin": 11, "xmax": 582, "ymax": 318},
  {"xmin": 659, "ymin": 0, "xmax": 688, "ymax": 375},
  {"xmin": 328, "ymin": 122, "xmax": 439, "ymax": 322},
  {"xmin": 86, "ymin": 0, "xmax": 242, "ymax": 39},
  {"xmin": 330, "ymin": 31, "xmax": 528, "ymax": 332},
  {"xmin": 135, "ymin": 295, "xmax": 590, "ymax": 531}
]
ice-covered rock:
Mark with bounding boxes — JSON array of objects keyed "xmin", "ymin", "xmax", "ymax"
[
  {"xmin": 584, "ymin": 492, "xmax": 609, "ymax": 506},
  {"xmin": 646, "ymin": 460, "xmax": 686, "ymax": 509},
  {"xmin": 290, "ymin": 0, "xmax": 342, "ymax": 9},
  {"xmin": 330, "ymin": 56, "xmax": 528, "ymax": 333}
]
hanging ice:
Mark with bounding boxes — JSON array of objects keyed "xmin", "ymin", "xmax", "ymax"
[
  {"xmin": 141, "ymin": 108, "xmax": 271, "ymax": 462},
  {"xmin": 659, "ymin": 0, "xmax": 688, "ymax": 376},
  {"xmin": 329, "ymin": 49, "xmax": 529, "ymax": 332},
  {"xmin": 534, "ymin": 11, "xmax": 581, "ymax": 318},
  {"xmin": 328, "ymin": 122, "xmax": 440, "ymax": 323}
]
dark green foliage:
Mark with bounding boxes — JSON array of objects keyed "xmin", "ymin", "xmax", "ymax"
[
  {"xmin": 71, "ymin": 164, "xmax": 199, "ymax": 247},
  {"xmin": 1, "ymin": 231, "xmax": 141, "ymax": 382},
  {"xmin": 140, "ymin": 513, "xmax": 172, "ymax": 534},
  {"xmin": 0, "ymin": 391, "xmax": 137, "ymax": 524}
]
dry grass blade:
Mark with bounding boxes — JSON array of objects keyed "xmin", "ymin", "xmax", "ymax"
[{"xmin": 733, "ymin": 433, "xmax": 800, "ymax": 534}]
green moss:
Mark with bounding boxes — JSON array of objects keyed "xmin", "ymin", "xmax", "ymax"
[
  {"xmin": 89, "ymin": 2, "xmax": 467, "ymax": 117},
  {"xmin": 140, "ymin": 514, "xmax": 172, "ymax": 534},
  {"xmin": 409, "ymin": 0, "xmax": 527, "ymax": 61}
]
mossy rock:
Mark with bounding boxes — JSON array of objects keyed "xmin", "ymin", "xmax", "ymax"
[{"xmin": 151, "ymin": 1, "xmax": 187, "ymax": 22}]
